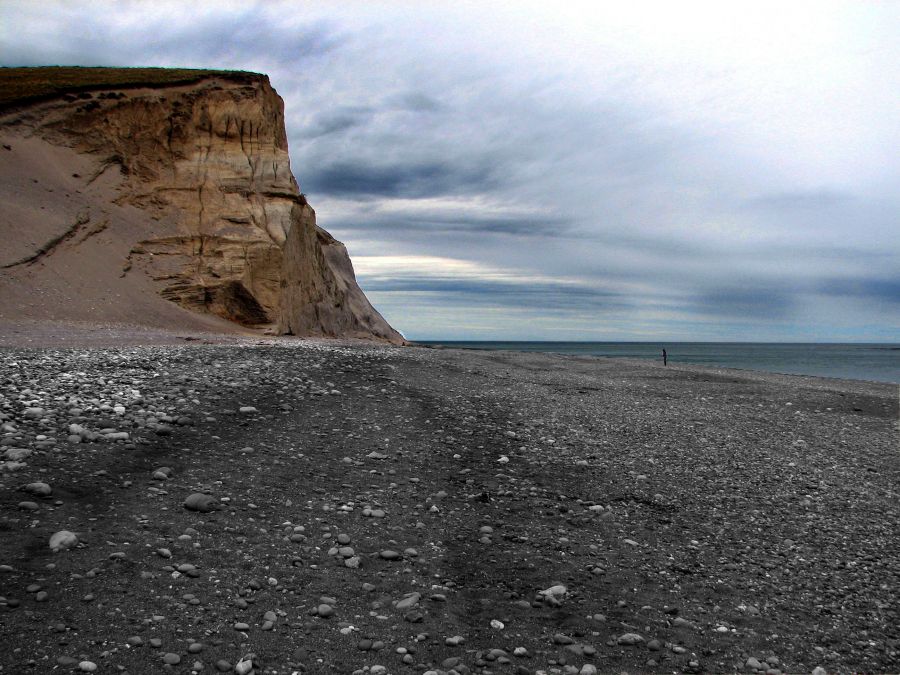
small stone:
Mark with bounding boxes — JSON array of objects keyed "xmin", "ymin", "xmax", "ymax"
[
  {"xmin": 617, "ymin": 633, "xmax": 644, "ymax": 646},
  {"xmin": 317, "ymin": 603, "xmax": 334, "ymax": 617},
  {"xmin": 580, "ymin": 666, "xmax": 598, "ymax": 675},
  {"xmin": 379, "ymin": 550, "xmax": 401, "ymax": 560},
  {"xmin": 184, "ymin": 493, "xmax": 217, "ymax": 512},
  {"xmin": 79, "ymin": 662, "xmax": 98, "ymax": 672},
  {"xmin": 152, "ymin": 470, "xmax": 171, "ymax": 481},
  {"xmin": 4, "ymin": 447, "xmax": 32, "ymax": 461},
  {"xmin": 162, "ymin": 653, "xmax": 181, "ymax": 665},
  {"xmin": 49, "ymin": 530, "xmax": 78, "ymax": 551},
  {"xmin": 746, "ymin": 657, "xmax": 764, "ymax": 670},
  {"xmin": 214, "ymin": 660, "xmax": 232, "ymax": 672},
  {"xmin": 235, "ymin": 658, "xmax": 253, "ymax": 675},
  {"xmin": 234, "ymin": 622, "xmax": 250, "ymax": 631},
  {"xmin": 540, "ymin": 584, "xmax": 567, "ymax": 598},
  {"xmin": 396, "ymin": 592, "xmax": 421, "ymax": 611},
  {"xmin": 24, "ymin": 482, "xmax": 51, "ymax": 496},
  {"xmin": 490, "ymin": 619, "xmax": 505, "ymax": 629},
  {"xmin": 188, "ymin": 643, "xmax": 203, "ymax": 653}
]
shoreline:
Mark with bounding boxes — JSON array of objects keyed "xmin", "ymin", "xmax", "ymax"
[
  {"xmin": 415, "ymin": 341, "xmax": 900, "ymax": 386},
  {"xmin": 2, "ymin": 317, "xmax": 892, "ymax": 390}
]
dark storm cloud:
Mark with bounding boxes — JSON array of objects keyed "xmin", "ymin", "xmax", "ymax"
[
  {"xmin": 302, "ymin": 160, "xmax": 497, "ymax": 199},
  {"xmin": 144, "ymin": 16, "xmax": 343, "ymax": 64},
  {"xmin": 390, "ymin": 92, "xmax": 443, "ymax": 112},
  {"xmin": 692, "ymin": 286, "xmax": 796, "ymax": 319},
  {"xmin": 327, "ymin": 210, "xmax": 566, "ymax": 237},
  {"xmin": 298, "ymin": 107, "xmax": 373, "ymax": 139},
  {"xmin": 0, "ymin": 10, "xmax": 343, "ymax": 68},
  {"xmin": 360, "ymin": 277, "xmax": 629, "ymax": 312},
  {"xmin": 819, "ymin": 278, "xmax": 900, "ymax": 305}
]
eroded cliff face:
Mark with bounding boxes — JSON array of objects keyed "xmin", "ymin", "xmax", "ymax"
[{"xmin": 0, "ymin": 71, "xmax": 403, "ymax": 343}]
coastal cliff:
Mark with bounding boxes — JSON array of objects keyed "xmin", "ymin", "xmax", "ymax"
[{"xmin": 0, "ymin": 67, "xmax": 403, "ymax": 343}]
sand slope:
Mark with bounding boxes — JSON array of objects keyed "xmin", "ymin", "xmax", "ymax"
[{"xmin": 0, "ymin": 131, "xmax": 245, "ymax": 333}]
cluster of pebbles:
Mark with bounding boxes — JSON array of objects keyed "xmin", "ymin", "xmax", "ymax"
[{"xmin": 0, "ymin": 340, "xmax": 897, "ymax": 674}]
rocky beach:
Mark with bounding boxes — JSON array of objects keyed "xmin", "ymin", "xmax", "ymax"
[{"xmin": 1, "ymin": 334, "xmax": 897, "ymax": 674}]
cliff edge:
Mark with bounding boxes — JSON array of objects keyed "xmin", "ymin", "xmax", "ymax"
[{"xmin": 0, "ymin": 67, "xmax": 404, "ymax": 343}]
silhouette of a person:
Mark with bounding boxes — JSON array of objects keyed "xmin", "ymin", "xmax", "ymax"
[{"xmin": 662, "ymin": 348, "xmax": 667, "ymax": 366}]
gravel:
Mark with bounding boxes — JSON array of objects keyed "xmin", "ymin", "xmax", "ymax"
[{"xmin": 0, "ymin": 339, "xmax": 896, "ymax": 673}]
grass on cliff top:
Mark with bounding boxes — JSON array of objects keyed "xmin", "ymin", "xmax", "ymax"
[{"xmin": 0, "ymin": 66, "xmax": 263, "ymax": 110}]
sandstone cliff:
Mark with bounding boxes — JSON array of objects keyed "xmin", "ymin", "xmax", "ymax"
[{"xmin": 0, "ymin": 68, "xmax": 403, "ymax": 343}]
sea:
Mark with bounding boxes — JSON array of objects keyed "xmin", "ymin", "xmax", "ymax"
[{"xmin": 417, "ymin": 342, "xmax": 900, "ymax": 384}]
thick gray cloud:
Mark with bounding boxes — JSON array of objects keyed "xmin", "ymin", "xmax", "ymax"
[
  {"xmin": 2, "ymin": 0, "xmax": 897, "ymax": 341},
  {"xmin": 302, "ymin": 159, "xmax": 498, "ymax": 199}
]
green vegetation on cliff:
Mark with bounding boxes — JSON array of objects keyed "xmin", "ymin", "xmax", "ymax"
[{"xmin": 0, "ymin": 66, "xmax": 262, "ymax": 110}]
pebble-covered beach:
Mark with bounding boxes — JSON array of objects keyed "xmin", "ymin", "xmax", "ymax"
[{"xmin": 0, "ymin": 339, "xmax": 897, "ymax": 674}]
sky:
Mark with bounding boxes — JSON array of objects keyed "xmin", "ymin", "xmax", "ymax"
[{"xmin": 2, "ymin": 0, "xmax": 898, "ymax": 341}]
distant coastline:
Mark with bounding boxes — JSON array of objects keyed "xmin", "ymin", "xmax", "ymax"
[{"xmin": 416, "ymin": 341, "xmax": 900, "ymax": 384}]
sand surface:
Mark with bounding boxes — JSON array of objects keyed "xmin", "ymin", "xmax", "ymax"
[{"xmin": 0, "ymin": 340, "xmax": 897, "ymax": 674}]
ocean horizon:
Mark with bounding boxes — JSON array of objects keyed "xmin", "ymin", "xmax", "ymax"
[{"xmin": 416, "ymin": 341, "xmax": 900, "ymax": 384}]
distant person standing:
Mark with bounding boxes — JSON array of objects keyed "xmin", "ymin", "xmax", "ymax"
[{"xmin": 662, "ymin": 348, "xmax": 667, "ymax": 366}]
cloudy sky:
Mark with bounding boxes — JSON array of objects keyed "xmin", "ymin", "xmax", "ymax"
[{"xmin": 2, "ymin": 1, "xmax": 898, "ymax": 341}]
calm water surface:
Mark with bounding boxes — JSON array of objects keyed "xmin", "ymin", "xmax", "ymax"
[{"xmin": 417, "ymin": 342, "xmax": 900, "ymax": 384}]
